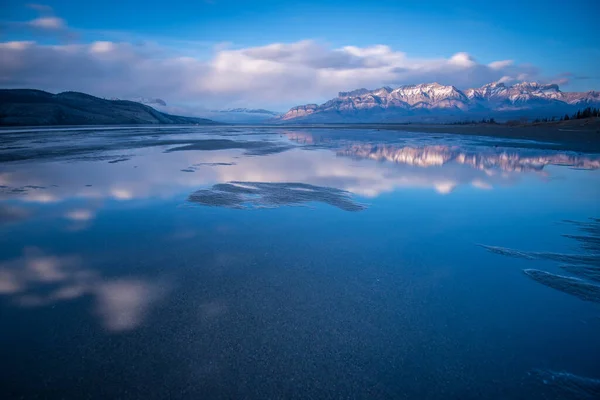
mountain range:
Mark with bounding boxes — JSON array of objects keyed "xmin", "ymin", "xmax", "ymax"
[
  {"xmin": 2, "ymin": 83, "xmax": 598, "ymax": 126},
  {"xmin": 276, "ymin": 82, "xmax": 600, "ymax": 123},
  {"xmin": 217, "ymin": 108, "xmax": 280, "ymax": 116},
  {"xmin": 0, "ymin": 90, "xmax": 217, "ymax": 126},
  {"xmin": 107, "ymin": 98, "xmax": 282, "ymax": 123},
  {"xmin": 209, "ymin": 108, "xmax": 282, "ymax": 123}
]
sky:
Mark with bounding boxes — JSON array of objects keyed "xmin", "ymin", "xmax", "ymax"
[{"xmin": 1, "ymin": 0, "xmax": 598, "ymax": 111}]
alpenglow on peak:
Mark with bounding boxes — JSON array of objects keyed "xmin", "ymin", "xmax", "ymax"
[{"xmin": 276, "ymin": 81, "xmax": 599, "ymax": 123}]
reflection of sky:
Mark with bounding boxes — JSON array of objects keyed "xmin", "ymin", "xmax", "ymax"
[
  {"xmin": 1, "ymin": 128, "xmax": 600, "ymax": 399},
  {"xmin": 1, "ymin": 126, "xmax": 600, "ymax": 333},
  {"xmin": 2, "ymin": 128, "xmax": 599, "ymax": 205},
  {"xmin": 0, "ymin": 247, "xmax": 168, "ymax": 332}
]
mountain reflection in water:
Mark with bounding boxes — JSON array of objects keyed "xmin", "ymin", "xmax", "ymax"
[
  {"xmin": 337, "ymin": 144, "xmax": 600, "ymax": 172},
  {"xmin": 1, "ymin": 129, "xmax": 599, "ymax": 205}
]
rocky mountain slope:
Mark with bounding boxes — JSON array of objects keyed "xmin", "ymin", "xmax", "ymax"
[
  {"xmin": 0, "ymin": 90, "xmax": 218, "ymax": 126},
  {"xmin": 277, "ymin": 82, "xmax": 600, "ymax": 123}
]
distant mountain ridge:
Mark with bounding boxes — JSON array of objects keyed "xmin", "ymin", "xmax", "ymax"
[
  {"xmin": 0, "ymin": 89, "xmax": 218, "ymax": 126},
  {"xmin": 218, "ymin": 108, "xmax": 281, "ymax": 116},
  {"xmin": 277, "ymin": 81, "xmax": 600, "ymax": 123},
  {"xmin": 195, "ymin": 107, "xmax": 282, "ymax": 123}
]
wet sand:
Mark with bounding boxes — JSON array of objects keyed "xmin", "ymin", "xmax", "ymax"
[
  {"xmin": 277, "ymin": 118, "xmax": 600, "ymax": 153},
  {"xmin": 2, "ymin": 118, "xmax": 599, "ymax": 153}
]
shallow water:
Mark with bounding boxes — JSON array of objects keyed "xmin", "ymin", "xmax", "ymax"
[{"xmin": 1, "ymin": 126, "xmax": 599, "ymax": 399}]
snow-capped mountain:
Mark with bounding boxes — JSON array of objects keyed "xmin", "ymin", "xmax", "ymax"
[
  {"xmin": 277, "ymin": 82, "xmax": 599, "ymax": 123},
  {"xmin": 464, "ymin": 82, "xmax": 584, "ymax": 107}
]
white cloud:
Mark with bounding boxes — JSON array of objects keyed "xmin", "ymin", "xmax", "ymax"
[
  {"xmin": 498, "ymin": 75, "xmax": 514, "ymax": 84},
  {"xmin": 0, "ymin": 39, "xmax": 543, "ymax": 108},
  {"xmin": 28, "ymin": 16, "xmax": 65, "ymax": 30},
  {"xmin": 448, "ymin": 52, "xmax": 476, "ymax": 68},
  {"xmin": 0, "ymin": 41, "xmax": 35, "ymax": 50},
  {"xmin": 27, "ymin": 4, "xmax": 54, "ymax": 14},
  {"xmin": 488, "ymin": 60, "xmax": 514, "ymax": 70},
  {"xmin": 549, "ymin": 77, "xmax": 570, "ymax": 86},
  {"xmin": 89, "ymin": 41, "xmax": 117, "ymax": 54},
  {"xmin": 16, "ymin": 4, "xmax": 77, "ymax": 41}
]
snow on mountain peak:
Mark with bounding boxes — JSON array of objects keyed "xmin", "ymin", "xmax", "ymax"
[{"xmin": 278, "ymin": 80, "xmax": 598, "ymax": 122}]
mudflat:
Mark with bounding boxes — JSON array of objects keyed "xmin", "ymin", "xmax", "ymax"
[{"xmin": 276, "ymin": 118, "xmax": 600, "ymax": 152}]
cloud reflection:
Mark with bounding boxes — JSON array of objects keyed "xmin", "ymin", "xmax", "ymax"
[
  {"xmin": 0, "ymin": 248, "xmax": 166, "ymax": 332},
  {"xmin": 0, "ymin": 128, "xmax": 599, "ymax": 206},
  {"xmin": 0, "ymin": 204, "xmax": 31, "ymax": 225},
  {"xmin": 95, "ymin": 280, "xmax": 163, "ymax": 332},
  {"xmin": 64, "ymin": 209, "xmax": 94, "ymax": 221}
]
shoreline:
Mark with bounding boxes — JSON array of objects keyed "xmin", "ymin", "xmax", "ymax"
[
  {"xmin": 269, "ymin": 118, "xmax": 600, "ymax": 153},
  {"xmin": 2, "ymin": 118, "xmax": 599, "ymax": 153}
]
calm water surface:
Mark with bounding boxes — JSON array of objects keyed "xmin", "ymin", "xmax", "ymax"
[{"xmin": 1, "ymin": 126, "xmax": 599, "ymax": 399}]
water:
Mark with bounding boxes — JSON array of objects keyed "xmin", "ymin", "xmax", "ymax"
[{"xmin": 1, "ymin": 126, "xmax": 599, "ymax": 399}]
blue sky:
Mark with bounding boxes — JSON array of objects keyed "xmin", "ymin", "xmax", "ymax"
[{"xmin": 1, "ymin": 0, "xmax": 598, "ymax": 109}]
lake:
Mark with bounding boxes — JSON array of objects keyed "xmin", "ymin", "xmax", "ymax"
[{"xmin": 1, "ymin": 126, "xmax": 599, "ymax": 399}]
